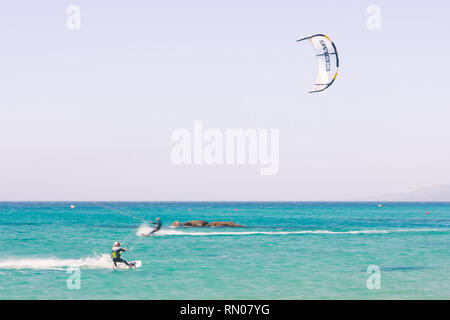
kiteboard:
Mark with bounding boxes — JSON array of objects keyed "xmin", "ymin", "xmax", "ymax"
[
  {"xmin": 113, "ymin": 260, "xmax": 142, "ymax": 270},
  {"xmin": 137, "ymin": 226, "xmax": 155, "ymax": 237}
]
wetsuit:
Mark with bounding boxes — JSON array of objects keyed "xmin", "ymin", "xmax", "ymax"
[
  {"xmin": 149, "ymin": 220, "xmax": 161, "ymax": 235},
  {"xmin": 111, "ymin": 247, "xmax": 131, "ymax": 267}
]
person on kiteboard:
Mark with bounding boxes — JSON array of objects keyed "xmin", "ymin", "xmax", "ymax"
[
  {"xmin": 111, "ymin": 241, "xmax": 134, "ymax": 268},
  {"xmin": 146, "ymin": 217, "xmax": 161, "ymax": 235}
]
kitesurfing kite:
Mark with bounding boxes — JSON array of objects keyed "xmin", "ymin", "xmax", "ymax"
[{"xmin": 297, "ymin": 34, "xmax": 339, "ymax": 93}]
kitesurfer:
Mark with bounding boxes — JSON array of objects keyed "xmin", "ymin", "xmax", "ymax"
[
  {"xmin": 147, "ymin": 217, "xmax": 162, "ymax": 235},
  {"xmin": 111, "ymin": 241, "xmax": 134, "ymax": 268}
]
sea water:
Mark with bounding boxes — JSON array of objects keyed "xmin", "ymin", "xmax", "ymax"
[{"xmin": 0, "ymin": 202, "xmax": 449, "ymax": 299}]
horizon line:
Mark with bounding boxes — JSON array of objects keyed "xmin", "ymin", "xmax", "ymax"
[{"xmin": 1, "ymin": 200, "xmax": 450, "ymax": 203}]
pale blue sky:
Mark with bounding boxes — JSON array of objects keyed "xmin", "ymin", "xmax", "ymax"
[{"xmin": 0, "ymin": 0, "xmax": 449, "ymax": 200}]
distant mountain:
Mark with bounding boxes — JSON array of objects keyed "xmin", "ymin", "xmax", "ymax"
[{"xmin": 361, "ymin": 185, "xmax": 450, "ymax": 201}]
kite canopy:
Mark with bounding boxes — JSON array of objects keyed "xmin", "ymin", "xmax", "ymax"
[{"xmin": 297, "ymin": 34, "xmax": 339, "ymax": 93}]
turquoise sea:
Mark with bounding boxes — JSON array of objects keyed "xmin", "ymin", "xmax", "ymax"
[{"xmin": 0, "ymin": 202, "xmax": 449, "ymax": 299}]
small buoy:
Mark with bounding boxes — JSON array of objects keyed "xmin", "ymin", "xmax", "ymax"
[
  {"xmin": 233, "ymin": 209, "xmax": 238, "ymax": 211},
  {"xmin": 426, "ymin": 211, "xmax": 430, "ymax": 215},
  {"xmin": 188, "ymin": 208, "xmax": 191, "ymax": 211},
  {"xmin": 70, "ymin": 205, "xmax": 75, "ymax": 209},
  {"xmin": 378, "ymin": 204, "xmax": 383, "ymax": 207}
]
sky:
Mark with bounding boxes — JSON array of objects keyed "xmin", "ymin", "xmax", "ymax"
[{"xmin": 0, "ymin": 0, "xmax": 449, "ymax": 201}]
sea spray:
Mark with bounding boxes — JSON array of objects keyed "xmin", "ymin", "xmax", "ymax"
[{"xmin": 0, "ymin": 254, "xmax": 113, "ymax": 270}]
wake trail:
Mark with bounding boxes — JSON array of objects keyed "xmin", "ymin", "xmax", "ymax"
[
  {"xmin": 154, "ymin": 228, "xmax": 447, "ymax": 236},
  {"xmin": 0, "ymin": 254, "xmax": 115, "ymax": 270}
]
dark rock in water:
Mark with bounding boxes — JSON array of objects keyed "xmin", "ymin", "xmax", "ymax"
[
  {"xmin": 177, "ymin": 220, "xmax": 242, "ymax": 227},
  {"xmin": 206, "ymin": 221, "xmax": 242, "ymax": 227},
  {"xmin": 171, "ymin": 221, "xmax": 181, "ymax": 227},
  {"xmin": 183, "ymin": 220, "xmax": 209, "ymax": 227}
]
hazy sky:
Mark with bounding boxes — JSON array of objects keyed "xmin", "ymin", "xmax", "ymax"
[{"xmin": 0, "ymin": 0, "xmax": 449, "ymax": 201}]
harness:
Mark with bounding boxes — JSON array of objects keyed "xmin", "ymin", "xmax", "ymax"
[{"xmin": 111, "ymin": 247, "xmax": 121, "ymax": 259}]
